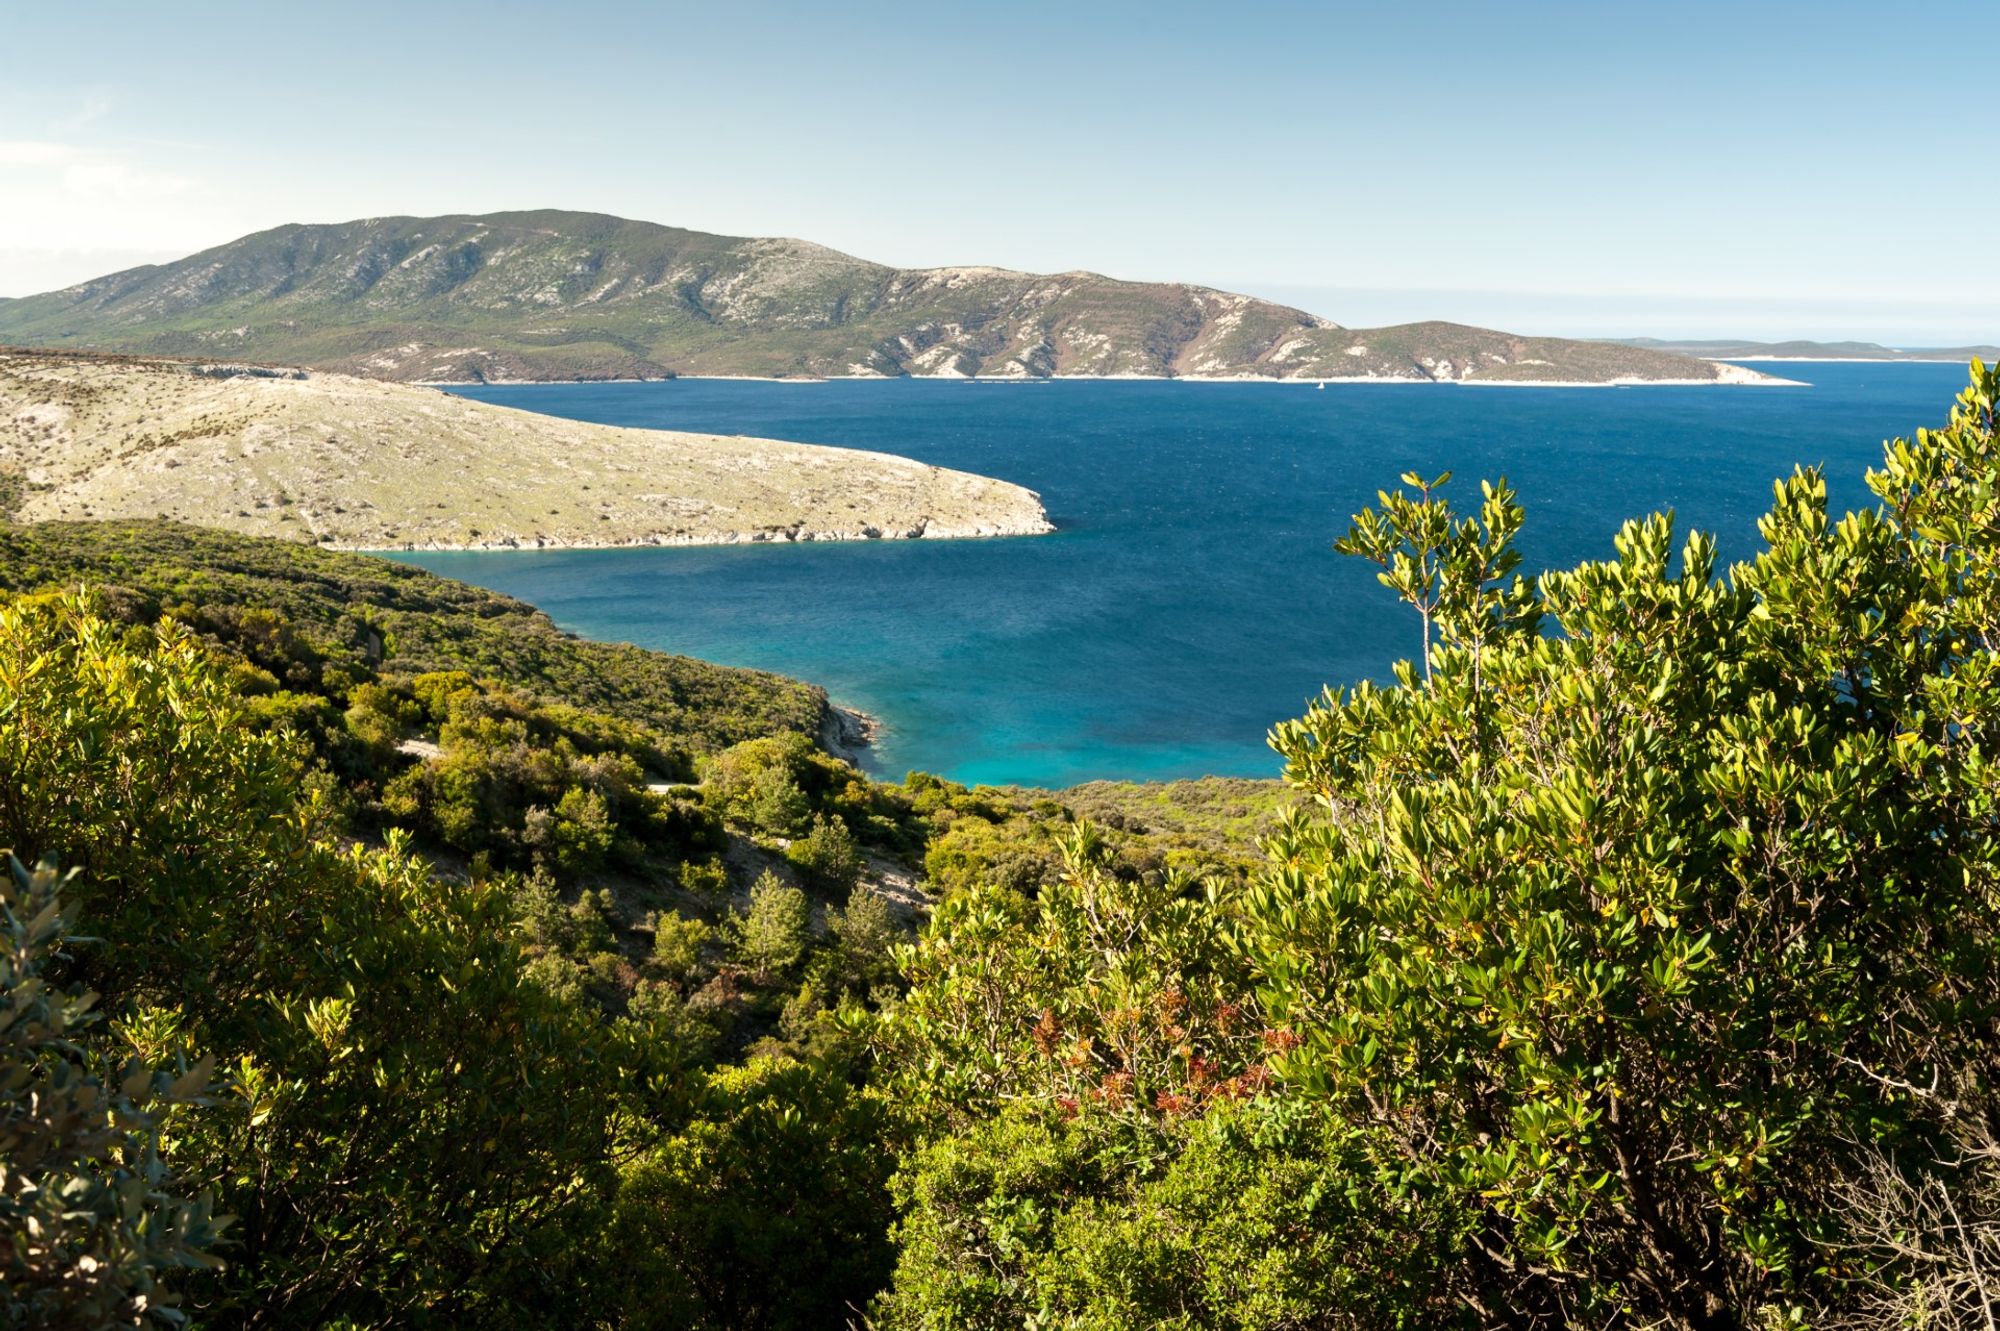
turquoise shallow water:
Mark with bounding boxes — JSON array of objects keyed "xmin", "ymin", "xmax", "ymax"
[{"xmin": 393, "ymin": 362, "xmax": 1968, "ymax": 787}]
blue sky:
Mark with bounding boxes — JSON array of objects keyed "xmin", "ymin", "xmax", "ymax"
[{"xmin": 1, "ymin": 0, "xmax": 1991, "ymax": 342}]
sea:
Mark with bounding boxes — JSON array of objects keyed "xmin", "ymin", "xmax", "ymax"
[{"xmin": 390, "ymin": 362, "xmax": 1969, "ymax": 788}]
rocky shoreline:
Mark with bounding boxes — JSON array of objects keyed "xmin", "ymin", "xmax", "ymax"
[
  {"xmin": 0, "ymin": 350, "xmax": 1054, "ymax": 552},
  {"xmin": 820, "ymin": 704, "xmax": 882, "ymax": 765},
  {"xmin": 342, "ymin": 514, "xmax": 1054, "ymax": 554}
]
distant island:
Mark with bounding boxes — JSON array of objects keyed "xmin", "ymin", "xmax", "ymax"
[
  {"xmin": 0, "ymin": 209, "xmax": 1779, "ymax": 386},
  {"xmin": 1614, "ymin": 337, "xmax": 1999, "ymax": 362},
  {"xmin": 0, "ymin": 347, "xmax": 1051, "ymax": 549}
]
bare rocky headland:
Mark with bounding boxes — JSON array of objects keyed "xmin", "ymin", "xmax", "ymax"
[{"xmin": 0, "ymin": 349, "xmax": 1052, "ymax": 550}]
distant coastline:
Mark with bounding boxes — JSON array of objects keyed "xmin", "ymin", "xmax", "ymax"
[
  {"xmin": 1711, "ymin": 356, "xmax": 1970, "ymax": 364},
  {"xmin": 0, "ymin": 207, "xmax": 1773, "ymax": 388},
  {"xmin": 340, "ymin": 521, "xmax": 1055, "ymax": 555},
  {"xmin": 425, "ymin": 368, "xmax": 1806, "ymax": 389}
]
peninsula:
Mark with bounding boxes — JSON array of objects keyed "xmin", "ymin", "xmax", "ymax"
[
  {"xmin": 0, "ymin": 210, "xmax": 1775, "ymax": 386},
  {"xmin": 0, "ymin": 348, "xmax": 1052, "ymax": 550}
]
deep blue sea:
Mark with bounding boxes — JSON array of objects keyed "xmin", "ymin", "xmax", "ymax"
[{"xmin": 392, "ymin": 363, "xmax": 1969, "ymax": 787}]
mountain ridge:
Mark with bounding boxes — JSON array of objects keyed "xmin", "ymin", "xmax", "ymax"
[
  {"xmin": 1613, "ymin": 337, "xmax": 1998, "ymax": 362},
  {"xmin": 0, "ymin": 209, "xmax": 1765, "ymax": 385}
]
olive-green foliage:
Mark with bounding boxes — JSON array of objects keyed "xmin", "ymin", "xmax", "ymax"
[
  {"xmin": 0, "ymin": 518, "xmax": 828, "ymax": 751},
  {"xmin": 0, "ymin": 855, "xmax": 225, "ymax": 1331},
  {"xmin": 915, "ymin": 792, "xmax": 1065, "ymax": 900},
  {"xmin": 879, "ymin": 1101, "xmax": 1456, "ymax": 1331},
  {"xmin": 512, "ymin": 871, "xmax": 640, "ymax": 1010},
  {"xmin": 678, "ymin": 856, "xmax": 731, "ymax": 899},
  {"xmin": 877, "ymin": 829, "xmax": 1443, "ymax": 1328},
  {"xmin": 0, "ymin": 595, "xmax": 629, "ymax": 1326},
  {"xmin": 625, "ymin": 912, "xmax": 726, "ymax": 1058},
  {"xmin": 705, "ymin": 733, "xmax": 895, "ymax": 845},
  {"xmin": 177, "ymin": 843, "xmax": 629, "ymax": 1326},
  {"xmin": 0, "ymin": 522, "xmax": 760, "ymax": 884},
  {"xmin": 1247, "ymin": 363, "xmax": 2000, "ymax": 1326},
  {"xmin": 596, "ymin": 1057, "xmax": 896, "ymax": 1331},
  {"xmin": 826, "ymin": 884, "xmax": 900, "ymax": 996},
  {"xmin": 749, "ymin": 766, "xmax": 814, "ymax": 838},
  {"xmin": 912, "ymin": 774, "xmax": 1291, "ymax": 901},
  {"xmin": 0, "ymin": 597, "xmax": 308, "ymax": 1005},
  {"xmin": 1057, "ymin": 777, "xmax": 1295, "ymax": 881},
  {"xmin": 365, "ymin": 669, "xmax": 714, "ymax": 872},
  {"xmin": 649, "ymin": 912, "xmax": 714, "ymax": 984},
  {"xmin": 627, "ymin": 980, "xmax": 723, "ymax": 1062},
  {"xmin": 891, "ymin": 825, "xmax": 1257, "ymax": 1121}
]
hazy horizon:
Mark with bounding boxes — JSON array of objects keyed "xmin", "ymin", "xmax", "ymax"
[
  {"xmin": 2, "ymin": 227, "xmax": 1989, "ymax": 350},
  {"xmin": 3, "ymin": 1, "xmax": 1992, "ymax": 345}
]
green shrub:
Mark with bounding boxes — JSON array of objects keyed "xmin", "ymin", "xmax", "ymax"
[
  {"xmin": 889, "ymin": 825, "xmax": 1254, "ymax": 1123},
  {"xmin": 785, "ymin": 812, "xmax": 863, "ymax": 896},
  {"xmin": 679, "ymin": 856, "xmax": 731, "ymax": 898},
  {"xmin": 0, "ymin": 855, "xmax": 226, "ymax": 1330},
  {"xmin": 550, "ymin": 785, "xmax": 616, "ymax": 871},
  {"xmin": 0, "ymin": 520, "xmax": 829, "ymax": 753},
  {"xmin": 596, "ymin": 1057, "xmax": 895, "ymax": 1330},
  {"xmin": 877, "ymin": 1101, "xmax": 1452, "ymax": 1331},
  {"xmin": 0, "ymin": 594, "xmax": 629, "ymax": 1325},
  {"xmin": 648, "ymin": 912, "xmax": 713, "ymax": 984},
  {"xmin": 1246, "ymin": 363, "xmax": 2000, "ymax": 1324},
  {"xmin": 749, "ymin": 766, "xmax": 813, "ymax": 837}
]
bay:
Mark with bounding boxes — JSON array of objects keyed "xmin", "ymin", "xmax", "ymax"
[{"xmin": 393, "ymin": 362, "xmax": 1968, "ymax": 787}]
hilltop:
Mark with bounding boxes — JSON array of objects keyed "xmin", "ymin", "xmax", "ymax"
[
  {"xmin": 1615, "ymin": 336, "xmax": 2000, "ymax": 362},
  {"xmin": 0, "ymin": 347, "xmax": 1051, "ymax": 549},
  {"xmin": 0, "ymin": 209, "xmax": 1767, "ymax": 385}
]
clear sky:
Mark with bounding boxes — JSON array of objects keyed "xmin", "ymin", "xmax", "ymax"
[{"xmin": 2, "ymin": 1, "xmax": 1992, "ymax": 343}]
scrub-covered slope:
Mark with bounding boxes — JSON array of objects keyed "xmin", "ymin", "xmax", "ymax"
[{"xmin": 0, "ymin": 209, "xmax": 1767, "ymax": 384}]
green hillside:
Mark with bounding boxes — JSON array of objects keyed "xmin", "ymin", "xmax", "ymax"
[
  {"xmin": 0, "ymin": 518, "xmax": 828, "ymax": 751},
  {"xmin": 0, "ymin": 209, "xmax": 1760, "ymax": 384}
]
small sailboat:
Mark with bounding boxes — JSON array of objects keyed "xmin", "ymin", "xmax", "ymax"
[{"xmin": 1317, "ymin": 381, "xmax": 1325, "ymax": 391}]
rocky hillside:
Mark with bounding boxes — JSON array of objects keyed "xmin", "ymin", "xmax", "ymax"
[
  {"xmin": 0, "ymin": 210, "xmax": 1763, "ymax": 384},
  {"xmin": 0, "ymin": 348, "xmax": 1052, "ymax": 549}
]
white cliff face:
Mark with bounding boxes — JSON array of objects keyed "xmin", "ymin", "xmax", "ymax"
[{"xmin": 0, "ymin": 351, "xmax": 1054, "ymax": 552}]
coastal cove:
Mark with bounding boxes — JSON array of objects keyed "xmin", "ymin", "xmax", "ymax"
[{"xmin": 393, "ymin": 361, "xmax": 1967, "ymax": 787}]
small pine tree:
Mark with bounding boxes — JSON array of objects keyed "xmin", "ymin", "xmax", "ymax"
[
  {"xmin": 785, "ymin": 812, "xmax": 863, "ymax": 896},
  {"xmin": 734, "ymin": 872, "xmax": 810, "ymax": 977},
  {"xmin": 648, "ymin": 912, "xmax": 711, "ymax": 984},
  {"xmin": 748, "ymin": 767, "xmax": 812, "ymax": 839}
]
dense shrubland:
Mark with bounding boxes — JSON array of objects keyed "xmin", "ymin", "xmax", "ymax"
[
  {"xmin": 874, "ymin": 362, "xmax": 2000, "ymax": 1329},
  {"xmin": 4, "ymin": 364, "xmax": 1997, "ymax": 1328},
  {"xmin": 0, "ymin": 523, "xmax": 1277, "ymax": 1326},
  {"xmin": 0, "ymin": 519, "xmax": 829, "ymax": 749}
]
